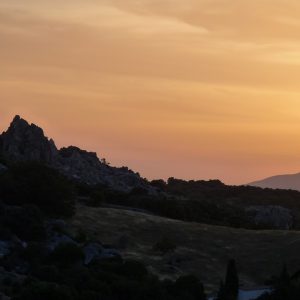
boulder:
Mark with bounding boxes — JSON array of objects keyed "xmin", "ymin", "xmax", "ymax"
[
  {"xmin": 246, "ymin": 205, "xmax": 293, "ymax": 229},
  {"xmin": 83, "ymin": 242, "xmax": 121, "ymax": 265},
  {"xmin": 83, "ymin": 242, "xmax": 104, "ymax": 265},
  {"xmin": 47, "ymin": 233, "xmax": 77, "ymax": 252}
]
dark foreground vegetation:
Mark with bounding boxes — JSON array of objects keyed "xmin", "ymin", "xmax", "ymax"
[
  {"xmin": 0, "ymin": 161, "xmax": 300, "ymax": 299},
  {"xmin": 0, "ymin": 162, "xmax": 207, "ymax": 300},
  {"xmin": 257, "ymin": 266, "xmax": 300, "ymax": 300}
]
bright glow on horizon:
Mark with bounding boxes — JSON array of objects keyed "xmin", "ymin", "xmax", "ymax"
[{"xmin": 2, "ymin": 0, "xmax": 300, "ymax": 184}]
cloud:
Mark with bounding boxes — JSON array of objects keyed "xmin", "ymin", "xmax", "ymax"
[{"xmin": 2, "ymin": 0, "xmax": 300, "ymax": 183}]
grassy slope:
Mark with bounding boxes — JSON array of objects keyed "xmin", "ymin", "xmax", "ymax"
[{"xmin": 71, "ymin": 205, "xmax": 300, "ymax": 292}]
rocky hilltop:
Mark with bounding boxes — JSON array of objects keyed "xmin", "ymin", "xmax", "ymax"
[
  {"xmin": 0, "ymin": 115, "xmax": 58, "ymax": 163},
  {"xmin": 0, "ymin": 115, "xmax": 152, "ymax": 192}
]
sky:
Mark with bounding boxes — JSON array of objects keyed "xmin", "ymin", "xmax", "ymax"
[{"xmin": 1, "ymin": 0, "xmax": 300, "ymax": 184}]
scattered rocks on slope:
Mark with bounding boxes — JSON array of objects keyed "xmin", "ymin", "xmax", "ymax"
[
  {"xmin": 56, "ymin": 146, "xmax": 149, "ymax": 192},
  {"xmin": 83, "ymin": 242, "xmax": 121, "ymax": 265},
  {"xmin": 246, "ymin": 205, "xmax": 294, "ymax": 230}
]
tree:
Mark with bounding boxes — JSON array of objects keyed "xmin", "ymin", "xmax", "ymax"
[
  {"xmin": 224, "ymin": 259, "xmax": 239, "ymax": 300},
  {"xmin": 216, "ymin": 281, "xmax": 226, "ymax": 300},
  {"xmin": 273, "ymin": 264, "xmax": 291, "ymax": 299},
  {"xmin": 279, "ymin": 264, "xmax": 290, "ymax": 286},
  {"xmin": 100, "ymin": 158, "xmax": 110, "ymax": 166}
]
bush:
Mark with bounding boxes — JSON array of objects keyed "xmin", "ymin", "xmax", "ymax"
[
  {"xmin": 175, "ymin": 275, "xmax": 206, "ymax": 300},
  {"xmin": 88, "ymin": 190, "xmax": 105, "ymax": 207},
  {"xmin": 73, "ymin": 229, "xmax": 87, "ymax": 244},
  {"xmin": 12, "ymin": 281, "xmax": 75, "ymax": 300},
  {"xmin": 121, "ymin": 260, "xmax": 148, "ymax": 280},
  {"xmin": 153, "ymin": 237, "xmax": 177, "ymax": 255},
  {"xmin": 32, "ymin": 265, "xmax": 62, "ymax": 283},
  {"xmin": 50, "ymin": 243, "xmax": 83, "ymax": 266},
  {"xmin": 1, "ymin": 205, "xmax": 46, "ymax": 241},
  {"xmin": 22, "ymin": 242, "xmax": 48, "ymax": 265},
  {"xmin": 0, "ymin": 162, "xmax": 75, "ymax": 217}
]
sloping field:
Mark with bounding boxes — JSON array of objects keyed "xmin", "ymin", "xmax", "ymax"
[{"xmin": 71, "ymin": 205, "xmax": 300, "ymax": 292}]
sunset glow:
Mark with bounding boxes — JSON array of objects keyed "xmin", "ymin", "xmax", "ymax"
[{"xmin": 2, "ymin": 0, "xmax": 300, "ymax": 184}]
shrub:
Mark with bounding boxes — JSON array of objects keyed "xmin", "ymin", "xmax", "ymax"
[
  {"xmin": 88, "ymin": 190, "xmax": 105, "ymax": 207},
  {"xmin": 121, "ymin": 260, "xmax": 148, "ymax": 280},
  {"xmin": 0, "ymin": 162, "xmax": 75, "ymax": 217},
  {"xmin": 50, "ymin": 243, "xmax": 83, "ymax": 266},
  {"xmin": 22, "ymin": 242, "xmax": 48, "ymax": 265},
  {"xmin": 73, "ymin": 229, "xmax": 87, "ymax": 244},
  {"xmin": 12, "ymin": 282, "xmax": 75, "ymax": 300},
  {"xmin": 1, "ymin": 205, "xmax": 46, "ymax": 241},
  {"xmin": 175, "ymin": 275, "xmax": 206, "ymax": 300},
  {"xmin": 153, "ymin": 237, "xmax": 177, "ymax": 255},
  {"xmin": 32, "ymin": 265, "xmax": 62, "ymax": 283}
]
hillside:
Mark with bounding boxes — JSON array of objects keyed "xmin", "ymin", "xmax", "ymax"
[
  {"xmin": 1, "ymin": 115, "xmax": 300, "ymax": 299},
  {"xmin": 71, "ymin": 205, "xmax": 300, "ymax": 292},
  {"xmin": 249, "ymin": 173, "xmax": 300, "ymax": 191},
  {"xmin": 3, "ymin": 116, "xmax": 300, "ymax": 231}
]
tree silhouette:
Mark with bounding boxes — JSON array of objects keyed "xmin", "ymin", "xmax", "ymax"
[
  {"xmin": 222, "ymin": 259, "xmax": 239, "ymax": 300},
  {"xmin": 216, "ymin": 280, "xmax": 225, "ymax": 300}
]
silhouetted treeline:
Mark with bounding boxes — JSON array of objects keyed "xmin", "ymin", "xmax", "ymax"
[
  {"xmin": 156, "ymin": 178, "xmax": 300, "ymax": 208},
  {"xmin": 78, "ymin": 177, "xmax": 300, "ymax": 230}
]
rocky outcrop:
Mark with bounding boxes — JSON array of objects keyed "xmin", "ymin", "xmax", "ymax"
[
  {"xmin": 246, "ymin": 205, "xmax": 294, "ymax": 230},
  {"xmin": 0, "ymin": 115, "xmax": 58, "ymax": 163},
  {"xmin": 57, "ymin": 146, "xmax": 149, "ymax": 191},
  {"xmin": 0, "ymin": 115, "xmax": 154, "ymax": 193},
  {"xmin": 47, "ymin": 233, "xmax": 78, "ymax": 252},
  {"xmin": 83, "ymin": 242, "xmax": 121, "ymax": 265}
]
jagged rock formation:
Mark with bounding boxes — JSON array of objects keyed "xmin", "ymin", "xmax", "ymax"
[
  {"xmin": 0, "ymin": 115, "xmax": 58, "ymax": 163},
  {"xmin": 246, "ymin": 205, "xmax": 294, "ymax": 230},
  {"xmin": 0, "ymin": 115, "xmax": 153, "ymax": 193}
]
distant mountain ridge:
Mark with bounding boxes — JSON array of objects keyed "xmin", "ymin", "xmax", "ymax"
[
  {"xmin": 0, "ymin": 115, "xmax": 153, "ymax": 193},
  {"xmin": 249, "ymin": 172, "xmax": 300, "ymax": 191}
]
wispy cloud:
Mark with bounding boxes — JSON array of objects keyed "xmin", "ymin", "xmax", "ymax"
[{"xmin": 2, "ymin": 0, "xmax": 300, "ymax": 184}]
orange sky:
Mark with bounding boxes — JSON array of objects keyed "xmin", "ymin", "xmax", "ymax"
[{"xmin": 2, "ymin": 0, "xmax": 300, "ymax": 184}]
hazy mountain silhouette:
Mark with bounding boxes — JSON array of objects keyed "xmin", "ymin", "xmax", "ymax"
[{"xmin": 249, "ymin": 172, "xmax": 300, "ymax": 191}]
